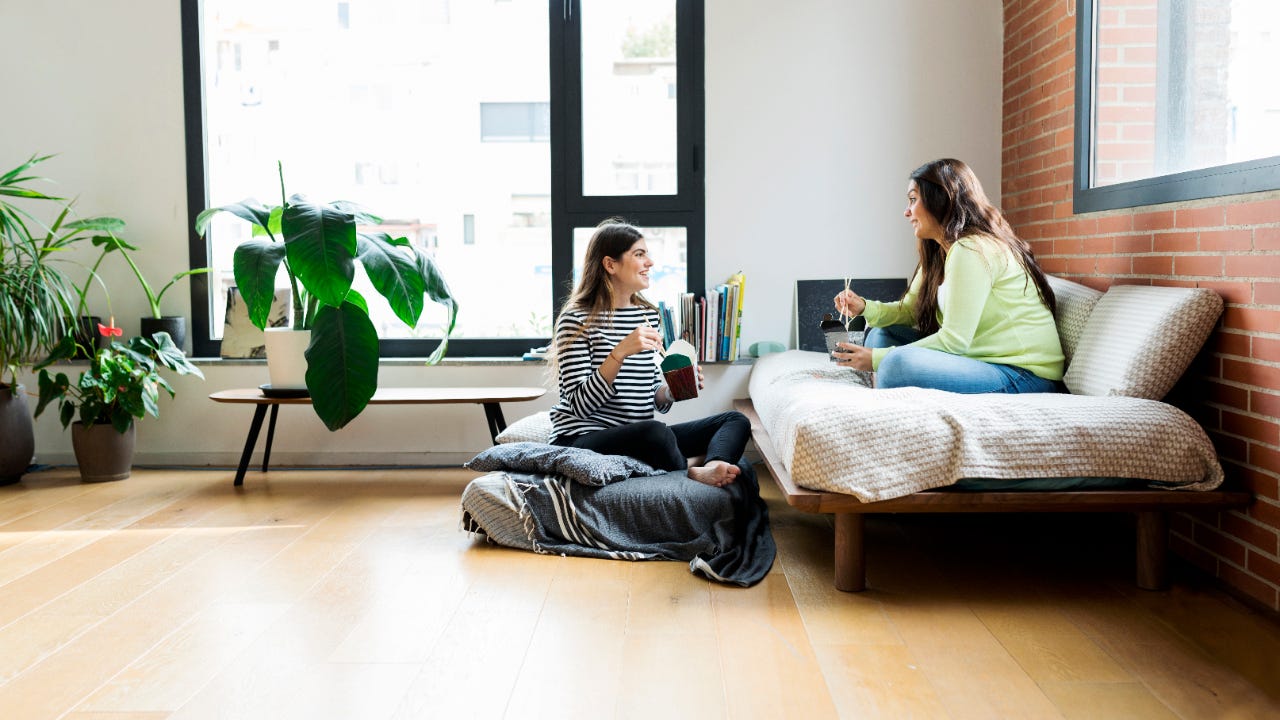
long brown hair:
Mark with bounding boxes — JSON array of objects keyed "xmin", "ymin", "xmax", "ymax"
[
  {"xmin": 907, "ymin": 158, "xmax": 1054, "ymax": 334},
  {"xmin": 547, "ymin": 219, "xmax": 657, "ymax": 375}
]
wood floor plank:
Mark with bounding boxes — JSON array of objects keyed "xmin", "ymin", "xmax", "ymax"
[
  {"xmin": 389, "ymin": 546, "xmax": 561, "ymax": 719},
  {"xmin": 505, "ymin": 558, "xmax": 632, "ymax": 718},
  {"xmin": 1038, "ymin": 681, "xmax": 1179, "ymax": 720},
  {"xmin": 972, "ymin": 602, "xmax": 1132, "ymax": 683},
  {"xmin": 712, "ymin": 570, "xmax": 839, "ymax": 719},
  {"xmin": 811, "ymin": 643, "xmax": 951, "ymax": 719}
]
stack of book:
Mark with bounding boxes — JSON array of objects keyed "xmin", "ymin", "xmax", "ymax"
[{"xmin": 658, "ymin": 271, "xmax": 746, "ymax": 362}]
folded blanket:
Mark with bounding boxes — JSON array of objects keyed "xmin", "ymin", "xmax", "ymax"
[
  {"xmin": 750, "ymin": 350, "xmax": 1225, "ymax": 502},
  {"xmin": 461, "ymin": 449, "xmax": 775, "ymax": 587}
]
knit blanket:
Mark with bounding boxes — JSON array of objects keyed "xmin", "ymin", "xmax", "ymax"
[
  {"xmin": 460, "ymin": 446, "xmax": 775, "ymax": 587},
  {"xmin": 749, "ymin": 350, "xmax": 1225, "ymax": 502}
]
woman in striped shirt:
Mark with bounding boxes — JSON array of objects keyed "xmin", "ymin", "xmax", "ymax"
[{"xmin": 548, "ymin": 220, "xmax": 750, "ymax": 488}]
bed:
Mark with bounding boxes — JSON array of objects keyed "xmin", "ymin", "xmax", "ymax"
[{"xmin": 739, "ymin": 276, "xmax": 1252, "ymax": 591}]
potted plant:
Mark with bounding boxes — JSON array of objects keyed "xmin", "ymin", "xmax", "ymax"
[
  {"xmin": 73, "ymin": 228, "xmax": 211, "ymax": 349},
  {"xmin": 195, "ymin": 163, "xmax": 457, "ymax": 431},
  {"xmin": 33, "ymin": 324, "xmax": 204, "ymax": 482},
  {"xmin": 0, "ymin": 154, "xmax": 114, "ymax": 483}
]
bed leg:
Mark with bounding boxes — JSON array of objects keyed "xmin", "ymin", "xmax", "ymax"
[
  {"xmin": 1135, "ymin": 510, "xmax": 1168, "ymax": 590},
  {"xmin": 834, "ymin": 513, "xmax": 866, "ymax": 592}
]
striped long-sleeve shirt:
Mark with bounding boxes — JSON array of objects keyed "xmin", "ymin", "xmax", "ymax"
[{"xmin": 548, "ymin": 306, "xmax": 671, "ymax": 443}]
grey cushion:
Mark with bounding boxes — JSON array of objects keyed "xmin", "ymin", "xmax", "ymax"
[
  {"xmin": 1063, "ymin": 285, "xmax": 1223, "ymax": 399},
  {"xmin": 1046, "ymin": 275, "xmax": 1103, "ymax": 366},
  {"xmin": 465, "ymin": 441, "xmax": 662, "ymax": 486},
  {"xmin": 494, "ymin": 411, "xmax": 553, "ymax": 444}
]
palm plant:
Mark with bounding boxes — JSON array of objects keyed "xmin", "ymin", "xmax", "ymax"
[
  {"xmin": 195, "ymin": 163, "xmax": 458, "ymax": 430},
  {"xmin": 0, "ymin": 154, "xmax": 106, "ymax": 385}
]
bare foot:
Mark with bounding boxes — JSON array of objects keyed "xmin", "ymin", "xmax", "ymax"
[{"xmin": 687, "ymin": 460, "xmax": 740, "ymax": 488}]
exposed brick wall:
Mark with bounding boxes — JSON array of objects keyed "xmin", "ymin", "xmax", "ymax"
[{"xmin": 1003, "ymin": 0, "xmax": 1280, "ymax": 612}]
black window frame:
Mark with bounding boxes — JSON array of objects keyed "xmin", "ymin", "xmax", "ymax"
[
  {"xmin": 180, "ymin": 0, "xmax": 704, "ymax": 358},
  {"xmin": 1073, "ymin": 0, "xmax": 1280, "ymax": 214}
]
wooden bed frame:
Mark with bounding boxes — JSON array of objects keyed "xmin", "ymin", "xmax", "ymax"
[{"xmin": 734, "ymin": 398, "xmax": 1253, "ymax": 592}]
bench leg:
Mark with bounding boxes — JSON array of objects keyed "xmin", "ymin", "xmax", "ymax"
[
  {"xmin": 234, "ymin": 405, "xmax": 269, "ymax": 488},
  {"xmin": 1136, "ymin": 510, "xmax": 1169, "ymax": 590},
  {"xmin": 483, "ymin": 402, "xmax": 507, "ymax": 445},
  {"xmin": 834, "ymin": 513, "xmax": 867, "ymax": 592},
  {"xmin": 262, "ymin": 405, "xmax": 280, "ymax": 472}
]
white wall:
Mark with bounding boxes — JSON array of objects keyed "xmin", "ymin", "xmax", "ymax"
[{"xmin": 1, "ymin": 0, "xmax": 1003, "ymax": 466}]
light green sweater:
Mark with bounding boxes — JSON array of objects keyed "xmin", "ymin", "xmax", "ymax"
[{"xmin": 862, "ymin": 235, "xmax": 1065, "ymax": 381}]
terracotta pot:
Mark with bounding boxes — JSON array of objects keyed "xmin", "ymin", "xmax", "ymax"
[
  {"xmin": 71, "ymin": 421, "xmax": 136, "ymax": 483},
  {"xmin": 141, "ymin": 316, "xmax": 187, "ymax": 350},
  {"xmin": 264, "ymin": 328, "xmax": 311, "ymax": 391},
  {"xmin": 0, "ymin": 385, "xmax": 34, "ymax": 485}
]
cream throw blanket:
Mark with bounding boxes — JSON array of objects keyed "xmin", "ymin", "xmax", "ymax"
[{"xmin": 748, "ymin": 351, "xmax": 1224, "ymax": 502}]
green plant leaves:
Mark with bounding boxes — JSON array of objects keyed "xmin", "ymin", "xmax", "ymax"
[
  {"xmin": 195, "ymin": 166, "xmax": 459, "ymax": 430},
  {"xmin": 357, "ymin": 232, "xmax": 425, "ymax": 328},
  {"xmin": 305, "ymin": 302, "xmax": 379, "ymax": 431},
  {"xmin": 195, "ymin": 198, "xmax": 275, "ymax": 239},
  {"xmin": 232, "ymin": 239, "xmax": 287, "ymax": 329},
  {"xmin": 283, "ymin": 198, "xmax": 357, "ymax": 310}
]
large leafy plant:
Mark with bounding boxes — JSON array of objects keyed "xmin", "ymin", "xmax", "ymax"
[
  {"xmin": 0, "ymin": 154, "xmax": 121, "ymax": 386},
  {"xmin": 34, "ymin": 328, "xmax": 205, "ymax": 433},
  {"xmin": 195, "ymin": 165, "xmax": 457, "ymax": 430}
]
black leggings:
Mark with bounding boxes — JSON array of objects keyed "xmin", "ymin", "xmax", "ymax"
[{"xmin": 552, "ymin": 411, "xmax": 751, "ymax": 472}]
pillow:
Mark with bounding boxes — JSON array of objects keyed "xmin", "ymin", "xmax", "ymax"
[
  {"xmin": 1063, "ymin": 285, "xmax": 1222, "ymax": 399},
  {"xmin": 494, "ymin": 411, "xmax": 553, "ymax": 444},
  {"xmin": 465, "ymin": 441, "xmax": 662, "ymax": 486},
  {"xmin": 1045, "ymin": 275, "xmax": 1103, "ymax": 366}
]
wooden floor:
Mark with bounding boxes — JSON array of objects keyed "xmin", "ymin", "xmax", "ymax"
[{"xmin": 1, "ymin": 466, "xmax": 1277, "ymax": 720}]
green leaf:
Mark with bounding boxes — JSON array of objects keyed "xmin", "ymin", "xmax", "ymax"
[
  {"xmin": 195, "ymin": 198, "xmax": 276, "ymax": 238},
  {"xmin": 357, "ymin": 232, "xmax": 425, "ymax": 327},
  {"xmin": 329, "ymin": 200, "xmax": 383, "ymax": 226},
  {"xmin": 65, "ymin": 216, "xmax": 127, "ymax": 234},
  {"xmin": 413, "ymin": 247, "xmax": 458, "ymax": 364},
  {"xmin": 232, "ymin": 240, "xmax": 287, "ymax": 329},
  {"xmin": 283, "ymin": 200, "xmax": 357, "ymax": 309},
  {"xmin": 304, "ymin": 303, "xmax": 379, "ymax": 431}
]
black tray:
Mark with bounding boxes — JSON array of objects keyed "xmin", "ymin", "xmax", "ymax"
[{"xmin": 259, "ymin": 383, "xmax": 310, "ymax": 399}]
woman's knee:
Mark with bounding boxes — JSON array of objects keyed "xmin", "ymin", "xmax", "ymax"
[
  {"xmin": 876, "ymin": 347, "xmax": 929, "ymax": 388},
  {"xmin": 632, "ymin": 419, "xmax": 677, "ymax": 445}
]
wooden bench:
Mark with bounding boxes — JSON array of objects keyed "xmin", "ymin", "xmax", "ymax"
[
  {"xmin": 734, "ymin": 398, "xmax": 1253, "ymax": 592},
  {"xmin": 210, "ymin": 387, "xmax": 546, "ymax": 487}
]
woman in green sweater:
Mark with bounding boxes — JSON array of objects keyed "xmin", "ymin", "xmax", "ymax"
[{"xmin": 832, "ymin": 158, "xmax": 1064, "ymax": 393}]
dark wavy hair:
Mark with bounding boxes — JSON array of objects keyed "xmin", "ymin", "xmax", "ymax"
[{"xmin": 907, "ymin": 158, "xmax": 1054, "ymax": 334}]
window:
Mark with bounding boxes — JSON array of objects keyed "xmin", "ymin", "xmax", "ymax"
[
  {"xmin": 480, "ymin": 102, "xmax": 551, "ymax": 142},
  {"xmin": 181, "ymin": 0, "xmax": 703, "ymax": 357},
  {"xmin": 1074, "ymin": 0, "xmax": 1280, "ymax": 212}
]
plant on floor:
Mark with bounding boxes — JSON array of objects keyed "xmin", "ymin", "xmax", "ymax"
[
  {"xmin": 0, "ymin": 153, "xmax": 126, "ymax": 483},
  {"xmin": 194, "ymin": 162, "xmax": 458, "ymax": 431},
  {"xmin": 34, "ymin": 323, "xmax": 204, "ymax": 432}
]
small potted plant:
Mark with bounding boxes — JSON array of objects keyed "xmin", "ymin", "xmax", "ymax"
[
  {"xmin": 195, "ymin": 162, "xmax": 458, "ymax": 431},
  {"xmin": 71, "ymin": 229, "xmax": 211, "ymax": 349},
  {"xmin": 33, "ymin": 322, "xmax": 204, "ymax": 482}
]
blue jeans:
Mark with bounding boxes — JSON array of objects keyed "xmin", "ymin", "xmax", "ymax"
[{"xmin": 864, "ymin": 325, "xmax": 1059, "ymax": 394}]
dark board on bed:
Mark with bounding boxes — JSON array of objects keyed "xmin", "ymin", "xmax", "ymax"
[{"xmin": 794, "ymin": 278, "xmax": 909, "ymax": 352}]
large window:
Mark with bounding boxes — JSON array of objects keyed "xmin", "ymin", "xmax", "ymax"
[
  {"xmin": 1074, "ymin": 0, "xmax": 1280, "ymax": 212},
  {"xmin": 181, "ymin": 0, "xmax": 703, "ymax": 357}
]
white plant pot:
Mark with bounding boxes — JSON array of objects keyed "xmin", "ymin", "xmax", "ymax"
[{"xmin": 264, "ymin": 328, "xmax": 311, "ymax": 390}]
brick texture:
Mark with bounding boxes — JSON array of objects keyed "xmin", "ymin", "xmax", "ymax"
[{"xmin": 1003, "ymin": 0, "xmax": 1280, "ymax": 611}]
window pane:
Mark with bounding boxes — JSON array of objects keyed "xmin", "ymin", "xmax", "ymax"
[
  {"xmin": 200, "ymin": 0, "xmax": 551, "ymax": 340},
  {"xmin": 1092, "ymin": 0, "xmax": 1280, "ymax": 187},
  {"xmin": 580, "ymin": 0, "xmax": 678, "ymax": 196},
  {"xmin": 572, "ymin": 226, "xmax": 687, "ymax": 311}
]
